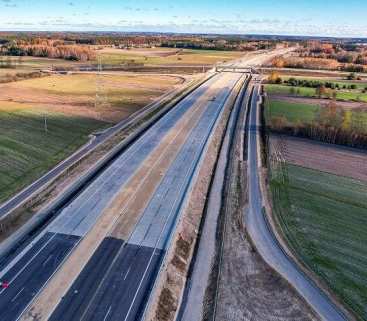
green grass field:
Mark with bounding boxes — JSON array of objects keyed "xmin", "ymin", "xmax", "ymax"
[
  {"xmin": 0, "ymin": 102, "xmax": 107, "ymax": 203},
  {"xmin": 270, "ymin": 163, "xmax": 367, "ymax": 320},
  {"xmin": 266, "ymin": 84, "xmax": 367, "ymax": 102},
  {"xmin": 265, "ymin": 100, "xmax": 319, "ymax": 124},
  {"xmin": 264, "ymin": 99, "xmax": 367, "ymax": 132}
]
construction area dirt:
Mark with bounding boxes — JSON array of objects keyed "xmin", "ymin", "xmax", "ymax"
[
  {"xmin": 214, "ymin": 183, "xmax": 319, "ymax": 321},
  {"xmin": 270, "ymin": 134, "xmax": 367, "ymax": 181}
]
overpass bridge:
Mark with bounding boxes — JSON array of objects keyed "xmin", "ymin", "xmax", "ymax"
[{"xmin": 215, "ymin": 66, "xmax": 259, "ymax": 74}]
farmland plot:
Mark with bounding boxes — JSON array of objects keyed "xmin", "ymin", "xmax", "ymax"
[{"xmin": 269, "ymin": 135, "xmax": 367, "ymax": 321}]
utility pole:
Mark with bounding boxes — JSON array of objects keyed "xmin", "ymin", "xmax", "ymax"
[
  {"xmin": 95, "ymin": 55, "xmax": 102, "ymax": 109},
  {"xmin": 95, "ymin": 55, "xmax": 109, "ymax": 119},
  {"xmin": 44, "ymin": 113, "xmax": 48, "ymax": 133}
]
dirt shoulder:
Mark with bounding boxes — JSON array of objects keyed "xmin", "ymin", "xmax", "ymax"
[{"xmin": 144, "ymin": 75, "xmax": 246, "ymax": 321}]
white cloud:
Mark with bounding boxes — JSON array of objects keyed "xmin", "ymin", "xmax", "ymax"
[{"xmin": 0, "ymin": 15, "xmax": 366, "ymax": 38}]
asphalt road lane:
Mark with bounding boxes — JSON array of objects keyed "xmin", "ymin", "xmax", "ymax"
[
  {"xmin": 49, "ymin": 241, "xmax": 163, "ymax": 321},
  {"xmin": 48, "ymin": 237, "xmax": 124, "ymax": 321},
  {"xmin": 0, "ymin": 233, "xmax": 79, "ymax": 321},
  {"xmin": 246, "ymin": 84, "xmax": 347, "ymax": 321}
]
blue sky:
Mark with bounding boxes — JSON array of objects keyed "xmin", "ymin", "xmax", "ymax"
[{"xmin": 0, "ymin": 0, "xmax": 366, "ymax": 37}]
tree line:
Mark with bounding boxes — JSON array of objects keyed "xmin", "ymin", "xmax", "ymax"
[
  {"xmin": 266, "ymin": 101, "xmax": 367, "ymax": 149},
  {"xmin": 1, "ymin": 40, "xmax": 95, "ymax": 61}
]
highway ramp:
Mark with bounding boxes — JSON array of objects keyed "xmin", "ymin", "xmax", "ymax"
[{"xmin": 246, "ymin": 83, "xmax": 347, "ymax": 321}]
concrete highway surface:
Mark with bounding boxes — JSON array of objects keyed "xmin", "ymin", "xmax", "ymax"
[
  {"xmin": 0, "ymin": 71, "xmax": 242, "ymax": 321},
  {"xmin": 246, "ymin": 83, "xmax": 347, "ymax": 321},
  {"xmin": 47, "ymin": 73, "xmax": 242, "ymax": 321}
]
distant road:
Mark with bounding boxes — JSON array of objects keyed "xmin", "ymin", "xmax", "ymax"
[{"xmin": 246, "ymin": 83, "xmax": 347, "ymax": 321}]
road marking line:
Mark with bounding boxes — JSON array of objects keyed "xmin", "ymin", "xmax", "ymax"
[
  {"xmin": 103, "ymin": 306, "xmax": 112, "ymax": 321},
  {"xmin": 123, "ymin": 267, "xmax": 131, "ymax": 281},
  {"xmin": 42, "ymin": 255, "xmax": 53, "ymax": 267},
  {"xmin": 11, "ymin": 287, "xmax": 24, "ymax": 302},
  {"xmin": 0, "ymin": 235, "xmax": 56, "ymax": 295}
]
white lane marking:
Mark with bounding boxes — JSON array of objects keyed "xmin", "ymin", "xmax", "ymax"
[
  {"xmin": 11, "ymin": 287, "xmax": 24, "ymax": 302},
  {"xmin": 15, "ymin": 239, "xmax": 82, "ymax": 321},
  {"xmin": 0, "ymin": 235, "xmax": 56, "ymax": 295},
  {"xmin": 103, "ymin": 306, "xmax": 112, "ymax": 321},
  {"xmin": 42, "ymin": 255, "xmax": 53, "ymax": 267},
  {"xmin": 123, "ymin": 267, "xmax": 131, "ymax": 281}
]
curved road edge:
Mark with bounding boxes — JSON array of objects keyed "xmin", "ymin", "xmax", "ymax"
[{"xmin": 245, "ymin": 81, "xmax": 350, "ymax": 321}]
